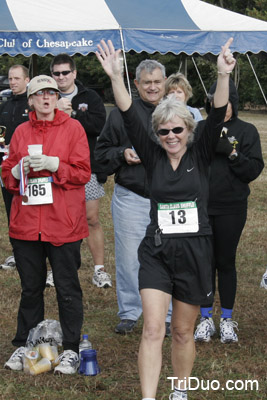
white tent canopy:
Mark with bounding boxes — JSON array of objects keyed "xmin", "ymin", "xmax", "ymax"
[{"xmin": 1, "ymin": 0, "xmax": 267, "ymax": 56}]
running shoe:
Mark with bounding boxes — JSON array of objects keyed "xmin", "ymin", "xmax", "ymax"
[
  {"xmin": 54, "ymin": 350, "xmax": 79, "ymax": 374},
  {"xmin": 4, "ymin": 346, "xmax": 25, "ymax": 370},
  {"xmin": 92, "ymin": 270, "xmax": 112, "ymax": 288},
  {"xmin": 260, "ymin": 269, "xmax": 267, "ymax": 289},
  {"xmin": 194, "ymin": 317, "xmax": 216, "ymax": 342},
  {"xmin": 46, "ymin": 270, "xmax": 55, "ymax": 287},
  {"xmin": 220, "ymin": 318, "xmax": 238, "ymax": 343},
  {"xmin": 115, "ymin": 319, "xmax": 137, "ymax": 334},
  {"xmin": 0, "ymin": 255, "xmax": 16, "ymax": 270},
  {"xmin": 169, "ymin": 390, "xmax": 188, "ymax": 399}
]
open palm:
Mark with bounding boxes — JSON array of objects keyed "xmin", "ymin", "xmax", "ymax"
[{"xmin": 96, "ymin": 40, "xmax": 121, "ymax": 78}]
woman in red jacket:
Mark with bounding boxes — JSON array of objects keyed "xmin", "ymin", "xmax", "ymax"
[{"xmin": 2, "ymin": 75, "xmax": 91, "ymax": 374}]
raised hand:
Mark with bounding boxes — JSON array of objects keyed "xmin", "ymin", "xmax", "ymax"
[
  {"xmin": 96, "ymin": 40, "xmax": 121, "ymax": 79},
  {"xmin": 96, "ymin": 39, "xmax": 131, "ymax": 111},
  {"xmin": 217, "ymin": 37, "xmax": 236, "ymax": 74}
]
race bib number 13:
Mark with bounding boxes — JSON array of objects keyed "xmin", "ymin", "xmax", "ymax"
[
  {"xmin": 158, "ymin": 201, "xmax": 199, "ymax": 234},
  {"xmin": 22, "ymin": 177, "xmax": 53, "ymax": 205}
]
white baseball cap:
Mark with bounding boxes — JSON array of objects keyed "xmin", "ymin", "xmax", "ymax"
[{"xmin": 27, "ymin": 75, "xmax": 59, "ymax": 98}]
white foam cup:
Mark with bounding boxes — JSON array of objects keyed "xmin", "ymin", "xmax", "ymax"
[{"xmin": 28, "ymin": 144, "xmax": 42, "ymax": 156}]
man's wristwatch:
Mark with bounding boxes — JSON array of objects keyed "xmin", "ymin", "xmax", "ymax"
[{"xmin": 228, "ymin": 151, "xmax": 238, "ymax": 161}]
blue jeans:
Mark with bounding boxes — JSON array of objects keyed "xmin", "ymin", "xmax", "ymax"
[{"xmin": 112, "ymin": 184, "xmax": 172, "ymax": 322}]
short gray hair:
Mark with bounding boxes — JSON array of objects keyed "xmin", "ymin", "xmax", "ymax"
[
  {"xmin": 135, "ymin": 60, "xmax": 166, "ymax": 82},
  {"xmin": 152, "ymin": 96, "xmax": 196, "ymax": 144}
]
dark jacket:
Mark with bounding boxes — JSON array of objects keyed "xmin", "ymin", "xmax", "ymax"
[
  {"xmin": 70, "ymin": 81, "xmax": 106, "ymax": 179},
  {"xmin": 94, "ymin": 98, "xmax": 156, "ymax": 198},
  {"xmin": 196, "ymin": 79, "xmax": 264, "ymax": 215},
  {"xmin": 0, "ymin": 91, "xmax": 29, "ymax": 162}
]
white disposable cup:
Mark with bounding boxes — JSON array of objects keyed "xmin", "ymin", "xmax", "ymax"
[
  {"xmin": 30, "ymin": 357, "xmax": 51, "ymax": 375},
  {"xmin": 38, "ymin": 343, "xmax": 58, "ymax": 361},
  {"xmin": 23, "ymin": 348, "xmax": 39, "ymax": 373},
  {"xmin": 28, "ymin": 144, "xmax": 42, "ymax": 156}
]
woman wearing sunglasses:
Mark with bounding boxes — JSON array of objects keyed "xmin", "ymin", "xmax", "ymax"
[{"xmin": 96, "ymin": 39, "xmax": 236, "ymax": 400}]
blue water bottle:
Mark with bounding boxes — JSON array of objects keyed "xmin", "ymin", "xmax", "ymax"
[{"xmin": 79, "ymin": 349, "xmax": 100, "ymax": 376}]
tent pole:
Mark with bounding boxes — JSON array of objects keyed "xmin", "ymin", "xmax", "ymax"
[
  {"xmin": 32, "ymin": 54, "xmax": 38, "ymax": 77},
  {"xmin": 191, "ymin": 56, "xmax": 208, "ymax": 97},
  {"xmin": 119, "ymin": 28, "xmax": 132, "ymax": 98},
  {"xmin": 246, "ymin": 54, "xmax": 267, "ymax": 105}
]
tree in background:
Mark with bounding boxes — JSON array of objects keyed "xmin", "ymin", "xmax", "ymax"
[{"xmin": 0, "ymin": 0, "xmax": 266, "ymax": 108}]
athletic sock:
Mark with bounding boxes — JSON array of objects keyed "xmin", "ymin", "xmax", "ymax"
[
  {"xmin": 174, "ymin": 386, "xmax": 187, "ymax": 396},
  {"xmin": 221, "ymin": 307, "xmax": 233, "ymax": 319},
  {"xmin": 142, "ymin": 398, "xmax": 155, "ymax": 400},
  {"xmin": 94, "ymin": 265, "xmax": 104, "ymax": 273},
  {"xmin": 200, "ymin": 307, "xmax": 213, "ymax": 319}
]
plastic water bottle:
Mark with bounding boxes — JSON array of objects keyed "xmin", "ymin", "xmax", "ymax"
[
  {"xmin": 79, "ymin": 334, "xmax": 92, "ymax": 357},
  {"xmin": 79, "ymin": 349, "xmax": 100, "ymax": 376}
]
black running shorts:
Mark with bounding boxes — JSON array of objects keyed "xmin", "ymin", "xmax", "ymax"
[{"xmin": 138, "ymin": 235, "xmax": 213, "ymax": 306}]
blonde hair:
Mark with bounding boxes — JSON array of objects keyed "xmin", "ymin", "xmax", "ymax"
[
  {"xmin": 165, "ymin": 72, "xmax": 193, "ymax": 103},
  {"xmin": 152, "ymin": 96, "xmax": 196, "ymax": 144}
]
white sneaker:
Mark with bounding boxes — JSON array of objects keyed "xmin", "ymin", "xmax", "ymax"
[
  {"xmin": 92, "ymin": 270, "xmax": 112, "ymax": 288},
  {"xmin": 46, "ymin": 270, "xmax": 55, "ymax": 287},
  {"xmin": 54, "ymin": 350, "xmax": 79, "ymax": 374},
  {"xmin": 4, "ymin": 346, "xmax": 25, "ymax": 370},
  {"xmin": 0, "ymin": 255, "xmax": 16, "ymax": 270},
  {"xmin": 194, "ymin": 317, "xmax": 216, "ymax": 342},
  {"xmin": 220, "ymin": 318, "xmax": 238, "ymax": 343},
  {"xmin": 260, "ymin": 269, "xmax": 267, "ymax": 289},
  {"xmin": 169, "ymin": 391, "xmax": 188, "ymax": 400}
]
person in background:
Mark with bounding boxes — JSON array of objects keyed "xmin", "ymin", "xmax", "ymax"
[
  {"xmin": 194, "ymin": 78, "xmax": 264, "ymax": 344},
  {"xmin": 0, "ymin": 65, "xmax": 30, "ymax": 270},
  {"xmin": 165, "ymin": 72, "xmax": 203, "ymax": 122},
  {"xmin": 49, "ymin": 53, "xmax": 111, "ymax": 288},
  {"xmin": 2, "ymin": 75, "xmax": 91, "ymax": 374},
  {"xmin": 96, "ymin": 37, "xmax": 236, "ymax": 400},
  {"xmin": 95, "ymin": 58, "xmax": 172, "ymax": 335}
]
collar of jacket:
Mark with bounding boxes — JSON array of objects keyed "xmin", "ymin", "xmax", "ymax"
[{"xmin": 11, "ymin": 91, "xmax": 28, "ymax": 101}]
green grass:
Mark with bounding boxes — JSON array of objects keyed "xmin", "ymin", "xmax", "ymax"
[{"xmin": 0, "ymin": 111, "xmax": 266, "ymax": 400}]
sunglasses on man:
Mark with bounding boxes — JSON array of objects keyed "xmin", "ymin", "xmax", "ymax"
[{"xmin": 52, "ymin": 70, "xmax": 73, "ymax": 77}]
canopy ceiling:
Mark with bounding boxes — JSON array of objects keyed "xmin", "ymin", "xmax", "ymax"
[{"xmin": 1, "ymin": 0, "xmax": 267, "ymax": 56}]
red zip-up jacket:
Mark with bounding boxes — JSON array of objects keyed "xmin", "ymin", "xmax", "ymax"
[{"xmin": 2, "ymin": 109, "xmax": 91, "ymax": 245}]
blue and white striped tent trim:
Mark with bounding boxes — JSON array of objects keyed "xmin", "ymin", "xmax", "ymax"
[{"xmin": 0, "ymin": 0, "xmax": 267, "ymax": 57}]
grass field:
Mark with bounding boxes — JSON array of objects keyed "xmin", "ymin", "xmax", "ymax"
[{"xmin": 0, "ymin": 111, "xmax": 266, "ymax": 400}]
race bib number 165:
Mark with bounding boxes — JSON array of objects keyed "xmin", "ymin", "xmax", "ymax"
[{"xmin": 22, "ymin": 177, "xmax": 53, "ymax": 205}]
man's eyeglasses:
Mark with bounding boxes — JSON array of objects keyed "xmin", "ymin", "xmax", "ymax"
[
  {"xmin": 52, "ymin": 70, "xmax": 72, "ymax": 77},
  {"xmin": 33, "ymin": 89, "xmax": 58, "ymax": 96},
  {"xmin": 157, "ymin": 126, "xmax": 185, "ymax": 136}
]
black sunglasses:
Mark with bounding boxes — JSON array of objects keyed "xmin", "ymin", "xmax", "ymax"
[
  {"xmin": 52, "ymin": 70, "xmax": 72, "ymax": 77},
  {"xmin": 157, "ymin": 126, "xmax": 185, "ymax": 136}
]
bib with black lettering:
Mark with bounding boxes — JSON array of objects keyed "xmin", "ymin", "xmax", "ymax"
[
  {"xmin": 158, "ymin": 201, "xmax": 199, "ymax": 234},
  {"xmin": 22, "ymin": 177, "xmax": 53, "ymax": 205}
]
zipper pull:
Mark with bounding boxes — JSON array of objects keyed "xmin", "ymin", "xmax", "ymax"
[{"xmin": 154, "ymin": 228, "xmax": 162, "ymax": 247}]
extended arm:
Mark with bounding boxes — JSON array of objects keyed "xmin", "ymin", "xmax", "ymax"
[
  {"xmin": 213, "ymin": 37, "xmax": 236, "ymax": 108},
  {"xmin": 96, "ymin": 40, "xmax": 131, "ymax": 112}
]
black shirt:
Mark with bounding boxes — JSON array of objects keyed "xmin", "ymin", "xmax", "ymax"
[{"xmin": 121, "ymin": 103, "xmax": 227, "ymax": 238}]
